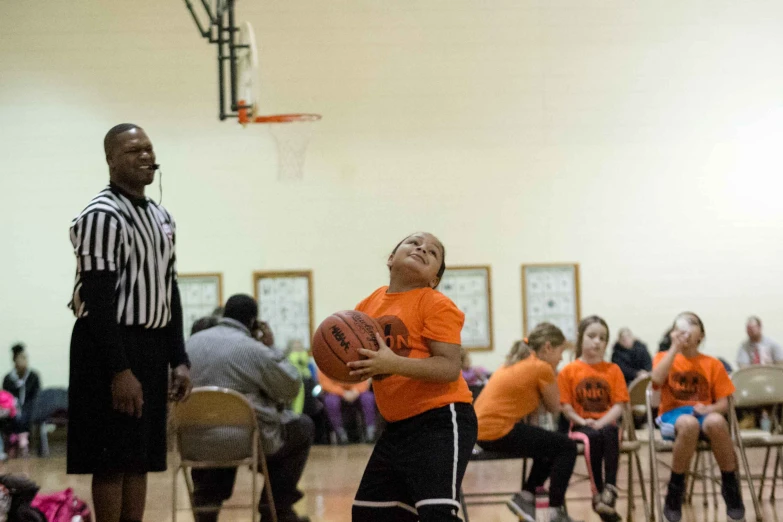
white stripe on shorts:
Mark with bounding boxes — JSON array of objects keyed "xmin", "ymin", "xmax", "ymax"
[
  {"xmin": 415, "ymin": 498, "xmax": 462, "ymax": 509},
  {"xmin": 352, "ymin": 500, "xmax": 418, "ymax": 515},
  {"xmin": 450, "ymin": 403, "xmax": 458, "ymax": 500}
]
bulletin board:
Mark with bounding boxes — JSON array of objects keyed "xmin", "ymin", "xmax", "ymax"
[
  {"xmin": 178, "ymin": 272, "xmax": 223, "ymax": 337},
  {"xmin": 521, "ymin": 263, "xmax": 581, "ymax": 342},
  {"xmin": 438, "ymin": 265, "xmax": 493, "ymax": 351},
  {"xmin": 253, "ymin": 270, "xmax": 315, "ymax": 350}
]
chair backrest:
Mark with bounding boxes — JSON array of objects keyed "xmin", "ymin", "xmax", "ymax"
[
  {"xmin": 174, "ymin": 387, "xmax": 259, "ymax": 463},
  {"xmin": 175, "ymin": 386, "xmax": 258, "ymax": 429},
  {"xmin": 31, "ymin": 387, "xmax": 69, "ymax": 423},
  {"xmin": 628, "ymin": 375, "xmax": 652, "ymax": 408},
  {"xmin": 731, "ymin": 365, "xmax": 783, "ymax": 409}
]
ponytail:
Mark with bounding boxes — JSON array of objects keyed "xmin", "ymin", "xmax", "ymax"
[{"xmin": 506, "ymin": 322, "xmax": 565, "ymax": 366}]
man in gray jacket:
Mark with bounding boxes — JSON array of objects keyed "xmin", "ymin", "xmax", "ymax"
[{"xmin": 187, "ymin": 294, "xmax": 313, "ymax": 522}]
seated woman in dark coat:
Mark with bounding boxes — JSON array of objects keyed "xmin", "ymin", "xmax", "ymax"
[
  {"xmin": 2, "ymin": 344, "xmax": 41, "ymax": 456},
  {"xmin": 610, "ymin": 328, "xmax": 652, "ymax": 385}
]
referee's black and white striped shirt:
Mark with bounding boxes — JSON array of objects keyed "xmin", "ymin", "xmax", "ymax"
[{"xmin": 69, "ymin": 184, "xmax": 177, "ymax": 329}]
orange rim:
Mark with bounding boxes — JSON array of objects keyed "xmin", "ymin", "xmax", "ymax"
[{"xmin": 252, "ymin": 114, "xmax": 322, "ymax": 123}]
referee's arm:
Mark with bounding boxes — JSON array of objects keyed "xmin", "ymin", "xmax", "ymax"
[
  {"xmin": 73, "ymin": 211, "xmax": 131, "ymax": 374},
  {"xmin": 167, "ymin": 279, "xmax": 190, "ymax": 369}
]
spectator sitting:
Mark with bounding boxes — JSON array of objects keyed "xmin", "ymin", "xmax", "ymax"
[
  {"xmin": 461, "ymin": 349, "xmax": 489, "ymax": 387},
  {"xmin": 187, "ymin": 294, "xmax": 312, "ymax": 522},
  {"xmin": 316, "ymin": 368, "xmax": 376, "ymax": 444},
  {"xmin": 610, "ymin": 328, "xmax": 652, "ymax": 385},
  {"xmin": 2, "ymin": 344, "xmax": 41, "ymax": 457},
  {"xmin": 190, "ymin": 316, "xmax": 219, "ymax": 336},
  {"xmin": 736, "ymin": 316, "xmax": 783, "ymax": 368}
]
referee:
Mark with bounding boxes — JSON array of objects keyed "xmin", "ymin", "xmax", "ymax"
[{"xmin": 67, "ymin": 123, "xmax": 191, "ymax": 522}]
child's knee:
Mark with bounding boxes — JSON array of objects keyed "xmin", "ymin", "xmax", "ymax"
[
  {"xmin": 702, "ymin": 413, "xmax": 728, "ymax": 435},
  {"xmin": 674, "ymin": 415, "xmax": 700, "ymax": 437}
]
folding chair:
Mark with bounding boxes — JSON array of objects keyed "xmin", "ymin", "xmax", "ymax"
[
  {"xmin": 646, "ymin": 382, "xmax": 761, "ymax": 522},
  {"xmin": 460, "ymin": 446, "xmax": 529, "ymax": 522},
  {"xmin": 172, "ymin": 386, "xmax": 277, "ymax": 522},
  {"xmin": 729, "ymin": 366, "xmax": 783, "ymax": 511}
]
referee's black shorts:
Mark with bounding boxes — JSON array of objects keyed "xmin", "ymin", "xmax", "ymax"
[{"xmin": 352, "ymin": 402, "xmax": 477, "ymax": 522}]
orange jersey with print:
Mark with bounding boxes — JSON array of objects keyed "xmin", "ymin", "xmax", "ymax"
[
  {"xmin": 355, "ymin": 286, "xmax": 472, "ymax": 422},
  {"xmin": 474, "ymin": 353, "xmax": 556, "ymax": 441},
  {"xmin": 558, "ymin": 360, "xmax": 629, "ymax": 420},
  {"xmin": 652, "ymin": 351, "xmax": 735, "ymax": 415}
]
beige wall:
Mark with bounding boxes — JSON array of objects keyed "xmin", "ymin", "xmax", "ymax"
[{"xmin": 2, "ymin": 1, "xmax": 783, "ymax": 386}]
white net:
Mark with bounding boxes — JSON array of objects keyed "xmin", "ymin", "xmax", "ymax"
[{"xmin": 266, "ymin": 119, "xmax": 318, "ymax": 181}]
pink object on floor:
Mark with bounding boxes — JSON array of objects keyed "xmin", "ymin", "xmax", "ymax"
[{"xmin": 31, "ymin": 488, "xmax": 92, "ymax": 522}]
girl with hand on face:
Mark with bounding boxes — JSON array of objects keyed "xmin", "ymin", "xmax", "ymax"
[{"xmin": 651, "ymin": 312, "xmax": 745, "ymax": 522}]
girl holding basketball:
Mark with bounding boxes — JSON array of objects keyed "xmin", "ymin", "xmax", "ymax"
[
  {"xmin": 347, "ymin": 232, "xmax": 477, "ymax": 522},
  {"xmin": 558, "ymin": 316, "xmax": 628, "ymax": 522}
]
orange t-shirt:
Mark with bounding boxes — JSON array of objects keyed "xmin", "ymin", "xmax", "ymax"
[
  {"xmin": 558, "ymin": 360, "xmax": 629, "ymax": 420},
  {"xmin": 317, "ymin": 368, "xmax": 370, "ymax": 397},
  {"xmin": 355, "ymin": 286, "xmax": 472, "ymax": 422},
  {"xmin": 474, "ymin": 353, "xmax": 556, "ymax": 441},
  {"xmin": 652, "ymin": 351, "xmax": 735, "ymax": 415}
]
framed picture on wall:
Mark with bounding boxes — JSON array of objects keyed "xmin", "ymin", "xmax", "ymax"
[
  {"xmin": 178, "ymin": 273, "xmax": 223, "ymax": 338},
  {"xmin": 253, "ymin": 270, "xmax": 314, "ymax": 351},
  {"xmin": 438, "ymin": 265, "xmax": 493, "ymax": 351},
  {"xmin": 522, "ymin": 263, "xmax": 581, "ymax": 342}
]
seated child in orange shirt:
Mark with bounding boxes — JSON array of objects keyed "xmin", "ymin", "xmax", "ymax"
[
  {"xmin": 558, "ymin": 316, "xmax": 628, "ymax": 522},
  {"xmin": 474, "ymin": 323, "xmax": 579, "ymax": 522},
  {"xmin": 651, "ymin": 312, "xmax": 745, "ymax": 522}
]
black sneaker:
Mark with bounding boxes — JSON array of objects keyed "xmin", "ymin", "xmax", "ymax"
[
  {"xmin": 663, "ymin": 481, "xmax": 684, "ymax": 522},
  {"xmin": 506, "ymin": 491, "xmax": 536, "ymax": 522},
  {"xmin": 721, "ymin": 481, "xmax": 746, "ymax": 522}
]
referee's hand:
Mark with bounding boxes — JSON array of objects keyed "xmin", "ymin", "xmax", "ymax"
[{"xmin": 111, "ymin": 369, "xmax": 144, "ymax": 418}]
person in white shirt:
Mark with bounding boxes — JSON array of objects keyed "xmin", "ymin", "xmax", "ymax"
[{"xmin": 736, "ymin": 316, "xmax": 783, "ymax": 368}]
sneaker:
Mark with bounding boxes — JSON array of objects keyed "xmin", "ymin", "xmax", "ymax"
[
  {"xmin": 364, "ymin": 425, "xmax": 376, "ymax": 442},
  {"xmin": 663, "ymin": 481, "xmax": 684, "ymax": 522},
  {"xmin": 335, "ymin": 428, "xmax": 349, "ymax": 445},
  {"xmin": 721, "ymin": 481, "xmax": 746, "ymax": 522},
  {"xmin": 601, "ymin": 484, "xmax": 619, "ymax": 509},
  {"xmin": 506, "ymin": 491, "xmax": 535, "ymax": 522},
  {"xmin": 550, "ymin": 506, "xmax": 583, "ymax": 522},
  {"xmin": 592, "ymin": 493, "xmax": 614, "ymax": 516}
]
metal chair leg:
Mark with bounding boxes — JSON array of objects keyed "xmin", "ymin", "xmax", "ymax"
[
  {"xmin": 772, "ymin": 447, "xmax": 782, "ymax": 501},
  {"xmin": 707, "ymin": 453, "xmax": 717, "ymax": 508},
  {"xmin": 737, "ymin": 444, "xmax": 762, "ymax": 522},
  {"xmin": 758, "ymin": 447, "xmax": 771, "ymax": 502},
  {"xmin": 649, "ymin": 441, "xmax": 663, "ymax": 522},
  {"xmin": 686, "ymin": 451, "xmax": 700, "ymax": 504},
  {"xmin": 702, "ymin": 452, "xmax": 711, "ymax": 508},
  {"xmin": 172, "ymin": 465, "xmax": 179, "ymax": 522},
  {"xmin": 634, "ymin": 450, "xmax": 651, "ymax": 522},
  {"xmin": 626, "ymin": 452, "xmax": 633, "ymax": 521}
]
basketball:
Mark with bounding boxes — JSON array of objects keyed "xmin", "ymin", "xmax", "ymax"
[{"xmin": 312, "ymin": 310, "xmax": 383, "ymax": 383}]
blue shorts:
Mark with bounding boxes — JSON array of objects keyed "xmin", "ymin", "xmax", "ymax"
[{"xmin": 655, "ymin": 406, "xmax": 706, "ymax": 441}]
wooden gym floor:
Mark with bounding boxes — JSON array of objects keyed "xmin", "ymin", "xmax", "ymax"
[{"xmin": 10, "ymin": 443, "xmax": 783, "ymax": 521}]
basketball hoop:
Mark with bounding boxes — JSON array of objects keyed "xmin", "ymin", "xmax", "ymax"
[
  {"xmin": 238, "ymin": 106, "xmax": 322, "ymax": 181},
  {"xmin": 235, "ymin": 22, "xmax": 321, "ymax": 180}
]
